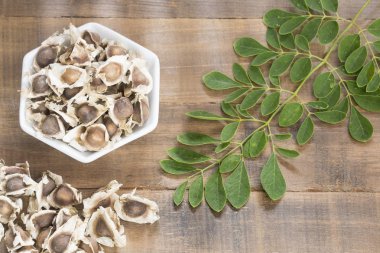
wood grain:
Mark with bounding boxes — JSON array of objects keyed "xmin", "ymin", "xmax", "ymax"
[
  {"xmin": 1, "ymin": 0, "xmax": 379, "ymax": 19},
  {"xmin": 0, "ymin": 1, "xmax": 380, "ymax": 252},
  {"xmin": 0, "ymin": 18, "xmax": 379, "ymax": 192},
  {"xmin": 106, "ymin": 191, "xmax": 380, "ymax": 253},
  {"xmin": 1, "ymin": 191, "xmax": 377, "ymax": 253}
]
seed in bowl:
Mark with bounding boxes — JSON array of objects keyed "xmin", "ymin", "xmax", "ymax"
[{"xmin": 25, "ymin": 24, "xmax": 153, "ymax": 152}]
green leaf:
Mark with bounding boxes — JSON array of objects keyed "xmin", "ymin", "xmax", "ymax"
[
  {"xmin": 251, "ymin": 51, "xmax": 278, "ymax": 66},
  {"xmin": 366, "ymin": 73, "xmax": 380, "ymax": 93},
  {"xmin": 295, "ymin": 34, "xmax": 310, "ymax": 52},
  {"xmin": 269, "ymin": 53, "xmax": 295, "ymax": 76},
  {"xmin": 247, "ymin": 66, "xmax": 266, "ymax": 85},
  {"xmin": 266, "ymin": 27, "xmax": 281, "ymax": 49},
  {"xmin": 353, "ymin": 94, "xmax": 380, "ymax": 112},
  {"xmin": 215, "ymin": 142, "xmax": 231, "ymax": 153},
  {"xmin": 263, "ymin": 9, "xmax": 298, "ymax": 28},
  {"xmin": 332, "ymin": 97, "xmax": 349, "ymax": 114},
  {"xmin": 232, "ymin": 63, "xmax": 251, "ymax": 85},
  {"xmin": 346, "ymin": 80, "xmax": 380, "ymax": 96},
  {"xmin": 319, "ymin": 85, "xmax": 341, "ymax": 108},
  {"xmin": 291, "ymin": 0, "xmax": 309, "ymax": 11},
  {"xmin": 160, "ymin": 160, "xmax": 197, "ymax": 175},
  {"xmin": 224, "ymin": 88, "xmax": 250, "ymax": 103},
  {"xmin": 177, "ymin": 132, "xmax": 219, "ymax": 146},
  {"xmin": 275, "ymin": 147, "xmax": 300, "ymax": 158},
  {"xmin": 205, "ymin": 171, "xmax": 227, "ymax": 212},
  {"xmin": 279, "ymin": 16, "xmax": 308, "ymax": 35},
  {"xmin": 307, "ymin": 101, "xmax": 329, "ymax": 110},
  {"xmin": 261, "ymin": 92, "xmax": 281, "ymax": 116},
  {"xmin": 338, "ymin": 34, "xmax": 360, "ymax": 62},
  {"xmin": 290, "ymin": 57, "xmax": 312, "ymax": 83},
  {"xmin": 338, "ymin": 65, "xmax": 361, "ymax": 77},
  {"xmin": 221, "ymin": 122, "xmax": 240, "ymax": 142},
  {"xmin": 225, "ymin": 162, "xmax": 250, "ymax": 209},
  {"xmin": 260, "ymin": 154, "xmax": 286, "ymax": 201},
  {"xmin": 189, "ymin": 175, "xmax": 204, "ymax": 208},
  {"xmin": 368, "ymin": 19, "xmax": 380, "ymax": 37},
  {"xmin": 203, "ymin": 71, "xmax": 245, "ymax": 90},
  {"xmin": 321, "ymin": 0, "xmax": 338, "ymax": 12},
  {"xmin": 318, "ymin": 20, "xmax": 339, "ymax": 44},
  {"xmin": 345, "ymin": 46, "xmax": 367, "ymax": 73},
  {"xmin": 236, "ymin": 105, "xmax": 252, "ymax": 118},
  {"xmin": 349, "ymin": 107, "xmax": 373, "ymax": 142},
  {"xmin": 249, "ymin": 130, "xmax": 268, "ymax": 157},
  {"xmin": 313, "ymin": 72, "xmax": 335, "ymax": 98},
  {"xmin": 242, "ymin": 141, "xmax": 251, "ymax": 158},
  {"xmin": 221, "ymin": 101, "xmax": 238, "ymax": 117},
  {"xmin": 301, "ymin": 18, "xmax": 322, "ymax": 41},
  {"xmin": 357, "ymin": 61, "xmax": 375, "ymax": 87},
  {"xmin": 234, "ymin": 37, "xmax": 271, "ymax": 57},
  {"xmin": 186, "ymin": 111, "xmax": 231, "ymax": 121},
  {"xmin": 274, "ymin": 133, "xmax": 292, "ymax": 140},
  {"xmin": 167, "ymin": 147, "xmax": 210, "ymax": 164},
  {"xmin": 279, "ymin": 103, "xmax": 304, "ymax": 127},
  {"xmin": 346, "ymin": 80, "xmax": 368, "ymax": 95},
  {"xmin": 173, "ymin": 181, "xmax": 187, "ymax": 206},
  {"xmin": 305, "ymin": 0, "xmax": 323, "ymax": 12},
  {"xmin": 269, "ymin": 75, "xmax": 280, "ymax": 86},
  {"xmin": 372, "ymin": 41, "xmax": 380, "ymax": 52},
  {"xmin": 314, "ymin": 110, "xmax": 346, "ymax": 124},
  {"xmin": 296, "ymin": 116, "xmax": 314, "ymax": 145},
  {"xmin": 240, "ymin": 89, "xmax": 265, "ymax": 110},
  {"xmin": 220, "ymin": 154, "xmax": 242, "ymax": 173},
  {"xmin": 279, "ymin": 33, "xmax": 296, "ymax": 49}
]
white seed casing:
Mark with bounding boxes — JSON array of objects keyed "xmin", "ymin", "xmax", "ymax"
[
  {"xmin": 4, "ymin": 222, "xmax": 34, "ymax": 252},
  {"xmin": 85, "ymin": 206, "xmax": 126, "ymax": 248},
  {"xmin": 114, "ymin": 189, "xmax": 159, "ymax": 224},
  {"xmin": 95, "ymin": 55, "xmax": 131, "ymax": 86},
  {"xmin": 80, "ymin": 124, "xmax": 110, "ymax": 151},
  {"xmin": 0, "ymin": 196, "xmax": 22, "ymax": 224},
  {"xmin": 46, "ymin": 183, "xmax": 82, "ymax": 209},
  {"xmin": 82, "ymin": 180, "xmax": 122, "ymax": 218},
  {"xmin": 0, "ymin": 173, "xmax": 36, "ymax": 197},
  {"xmin": 49, "ymin": 63, "xmax": 89, "ymax": 89},
  {"xmin": 46, "ymin": 215, "xmax": 85, "ymax": 253},
  {"xmin": 36, "ymin": 170, "xmax": 64, "ymax": 210},
  {"xmin": 24, "ymin": 210, "xmax": 57, "ymax": 239},
  {"xmin": 55, "ymin": 207, "xmax": 78, "ymax": 228},
  {"xmin": 128, "ymin": 58, "xmax": 153, "ymax": 95}
]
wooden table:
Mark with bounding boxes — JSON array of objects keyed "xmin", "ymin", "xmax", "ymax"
[{"xmin": 0, "ymin": 1, "xmax": 379, "ymax": 252}]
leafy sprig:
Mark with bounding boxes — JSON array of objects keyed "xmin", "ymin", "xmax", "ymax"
[{"xmin": 161, "ymin": 0, "xmax": 379, "ymax": 212}]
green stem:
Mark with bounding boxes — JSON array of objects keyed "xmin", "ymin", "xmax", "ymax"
[
  {"xmin": 266, "ymin": 125, "xmax": 276, "ymax": 153},
  {"xmin": 324, "ymin": 0, "xmax": 371, "ymax": 61},
  {"xmin": 184, "ymin": 0, "xmax": 372, "ymax": 185},
  {"xmin": 352, "ymin": 21, "xmax": 380, "ymax": 71},
  {"xmin": 245, "ymin": 0, "xmax": 371, "ymax": 152},
  {"xmin": 324, "ymin": 61, "xmax": 354, "ymax": 104},
  {"xmin": 186, "ymin": 124, "xmax": 268, "ymax": 180}
]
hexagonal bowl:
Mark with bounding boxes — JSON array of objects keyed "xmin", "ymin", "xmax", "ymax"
[{"xmin": 19, "ymin": 23, "xmax": 160, "ymax": 163}]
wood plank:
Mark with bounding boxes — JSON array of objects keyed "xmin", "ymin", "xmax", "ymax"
[
  {"xmin": 1, "ymin": 18, "xmax": 380, "ymax": 191},
  {"xmin": 1, "ymin": 191, "xmax": 377, "ymax": 252},
  {"xmin": 89, "ymin": 191, "xmax": 380, "ymax": 253},
  {"xmin": 2, "ymin": 0, "xmax": 379, "ymax": 19},
  {"xmin": 118, "ymin": 192, "xmax": 379, "ymax": 253}
]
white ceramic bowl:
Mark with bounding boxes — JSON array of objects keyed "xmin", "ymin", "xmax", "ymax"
[{"xmin": 20, "ymin": 23, "xmax": 160, "ymax": 163}]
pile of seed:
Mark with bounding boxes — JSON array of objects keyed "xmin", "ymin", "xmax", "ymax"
[
  {"xmin": 25, "ymin": 24, "xmax": 152, "ymax": 152},
  {"xmin": 0, "ymin": 160, "xmax": 159, "ymax": 252}
]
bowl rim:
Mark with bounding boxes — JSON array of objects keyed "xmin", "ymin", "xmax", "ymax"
[{"xmin": 19, "ymin": 22, "xmax": 160, "ymax": 163}]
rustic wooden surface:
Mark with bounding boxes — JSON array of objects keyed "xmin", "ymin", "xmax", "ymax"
[{"xmin": 0, "ymin": 0, "xmax": 379, "ymax": 252}]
